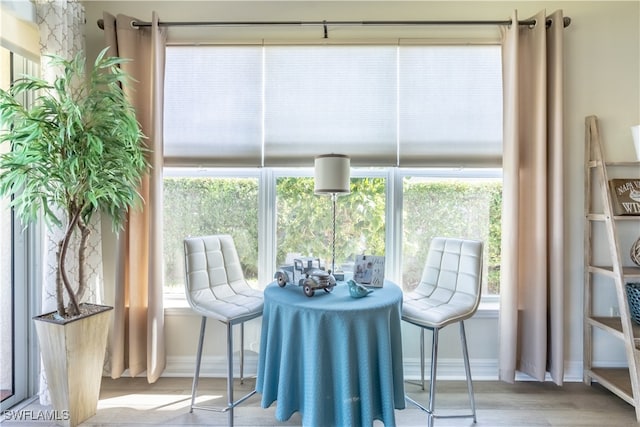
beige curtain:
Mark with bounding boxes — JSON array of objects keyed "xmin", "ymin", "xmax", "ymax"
[
  {"xmin": 102, "ymin": 12, "xmax": 167, "ymax": 382},
  {"xmin": 499, "ymin": 10, "xmax": 565, "ymax": 385}
]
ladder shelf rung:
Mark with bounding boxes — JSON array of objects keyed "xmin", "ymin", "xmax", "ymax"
[
  {"xmin": 588, "ymin": 160, "xmax": 640, "ymax": 167},
  {"xmin": 587, "ymin": 213, "xmax": 640, "ymax": 221},
  {"xmin": 588, "ymin": 316, "xmax": 640, "ymax": 348},
  {"xmin": 587, "ymin": 367, "xmax": 635, "ymax": 406},
  {"xmin": 588, "ymin": 265, "xmax": 640, "ymax": 280}
]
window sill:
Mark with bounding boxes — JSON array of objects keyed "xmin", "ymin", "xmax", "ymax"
[
  {"xmin": 475, "ymin": 300, "xmax": 499, "ymax": 318},
  {"xmin": 163, "ymin": 294, "xmax": 190, "ymax": 316}
]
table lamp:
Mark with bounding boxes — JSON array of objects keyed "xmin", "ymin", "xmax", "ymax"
[{"xmin": 314, "ymin": 154, "xmax": 350, "ymax": 277}]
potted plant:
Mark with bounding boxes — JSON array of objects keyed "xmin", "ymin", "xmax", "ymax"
[{"xmin": 0, "ymin": 48, "xmax": 148, "ymax": 426}]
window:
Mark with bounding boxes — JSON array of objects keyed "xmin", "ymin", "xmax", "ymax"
[
  {"xmin": 400, "ymin": 169, "xmax": 502, "ymax": 295},
  {"xmin": 162, "ymin": 43, "xmax": 502, "ymax": 300},
  {"xmin": 276, "ymin": 175, "xmax": 386, "ymax": 271},
  {"xmin": 0, "ymin": 46, "xmax": 37, "ymax": 411},
  {"xmin": 163, "ymin": 169, "xmax": 259, "ymax": 295},
  {"xmin": 0, "ymin": 49, "xmax": 12, "ymax": 402}
]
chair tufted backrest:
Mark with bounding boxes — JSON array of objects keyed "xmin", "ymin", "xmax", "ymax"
[
  {"xmin": 403, "ymin": 237, "xmax": 483, "ymax": 328},
  {"xmin": 183, "ymin": 234, "xmax": 263, "ymax": 323},
  {"xmin": 418, "ymin": 237, "xmax": 483, "ymax": 296}
]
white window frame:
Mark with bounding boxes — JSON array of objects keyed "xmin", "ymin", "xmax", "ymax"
[{"xmin": 163, "ymin": 166, "xmax": 500, "ymax": 316}]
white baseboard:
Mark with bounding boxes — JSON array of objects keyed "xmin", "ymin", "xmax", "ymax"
[
  {"xmin": 160, "ymin": 354, "xmax": 587, "ymax": 383},
  {"xmin": 402, "ymin": 357, "xmax": 497, "ymax": 381},
  {"xmin": 163, "ymin": 352, "xmax": 260, "ymax": 378}
]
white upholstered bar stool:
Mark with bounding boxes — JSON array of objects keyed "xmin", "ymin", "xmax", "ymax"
[
  {"xmin": 402, "ymin": 237, "xmax": 483, "ymax": 427},
  {"xmin": 183, "ymin": 235, "xmax": 264, "ymax": 426}
]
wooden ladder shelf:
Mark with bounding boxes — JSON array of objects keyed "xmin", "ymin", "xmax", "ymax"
[{"xmin": 583, "ymin": 115, "xmax": 640, "ymax": 420}]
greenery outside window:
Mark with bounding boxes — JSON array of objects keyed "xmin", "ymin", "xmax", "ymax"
[
  {"xmin": 163, "ymin": 169, "xmax": 259, "ymax": 295},
  {"xmin": 400, "ymin": 169, "xmax": 502, "ymax": 295},
  {"xmin": 276, "ymin": 175, "xmax": 386, "ymax": 272},
  {"xmin": 163, "ymin": 168, "xmax": 501, "ymax": 301}
]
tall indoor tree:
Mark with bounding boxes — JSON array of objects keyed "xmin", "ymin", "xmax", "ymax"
[{"xmin": 0, "ymin": 48, "xmax": 148, "ymax": 319}]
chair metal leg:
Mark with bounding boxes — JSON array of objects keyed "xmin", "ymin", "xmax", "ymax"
[
  {"xmin": 240, "ymin": 323, "xmax": 245, "ymax": 385},
  {"xmin": 405, "ymin": 326, "xmax": 436, "ymax": 423},
  {"xmin": 190, "ymin": 316, "xmax": 207, "ymax": 413},
  {"xmin": 405, "ymin": 323, "xmax": 477, "ymax": 426},
  {"xmin": 420, "ymin": 328, "xmax": 425, "ymax": 391},
  {"xmin": 404, "ymin": 327, "xmax": 438, "ymax": 426},
  {"xmin": 427, "ymin": 327, "xmax": 439, "ymax": 427},
  {"xmin": 189, "ymin": 319, "xmax": 256, "ymax": 426},
  {"xmin": 406, "ymin": 327, "xmax": 427, "ymax": 390},
  {"xmin": 226, "ymin": 322, "xmax": 234, "ymax": 427},
  {"xmin": 460, "ymin": 321, "xmax": 477, "ymax": 423}
]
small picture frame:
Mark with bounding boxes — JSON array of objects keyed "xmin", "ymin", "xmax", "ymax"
[
  {"xmin": 608, "ymin": 179, "xmax": 640, "ymax": 216},
  {"xmin": 353, "ymin": 255, "xmax": 385, "ymax": 288}
]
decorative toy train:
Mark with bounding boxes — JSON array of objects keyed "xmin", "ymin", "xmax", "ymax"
[{"xmin": 274, "ymin": 257, "xmax": 336, "ymax": 297}]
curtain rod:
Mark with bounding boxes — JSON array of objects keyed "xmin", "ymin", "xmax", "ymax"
[{"xmin": 97, "ymin": 17, "xmax": 572, "ymax": 36}]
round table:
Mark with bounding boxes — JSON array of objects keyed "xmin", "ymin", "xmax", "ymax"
[{"xmin": 256, "ymin": 280, "xmax": 405, "ymax": 426}]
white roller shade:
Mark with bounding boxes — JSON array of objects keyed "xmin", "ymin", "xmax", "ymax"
[
  {"xmin": 263, "ymin": 45, "xmax": 397, "ymax": 167},
  {"xmin": 398, "ymin": 45, "xmax": 503, "ymax": 167},
  {"xmin": 163, "ymin": 46, "xmax": 263, "ymax": 167},
  {"xmin": 163, "ymin": 44, "xmax": 502, "ymax": 168}
]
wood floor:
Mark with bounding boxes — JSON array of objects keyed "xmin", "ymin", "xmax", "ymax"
[{"xmin": 4, "ymin": 377, "xmax": 639, "ymax": 426}]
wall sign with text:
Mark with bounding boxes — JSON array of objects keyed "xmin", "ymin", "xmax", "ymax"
[{"xmin": 609, "ymin": 179, "xmax": 640, "ymax": 216}]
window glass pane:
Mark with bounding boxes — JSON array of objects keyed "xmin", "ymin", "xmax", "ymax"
[
  {"xmin": 0, "ymin": 46, "xmax": 12, "ymax": 402},
  {"xmin": 402, "ymin": 173, "xmax": 502, "ymax": 294},
  {"xmin": 1, "ymin": 47, "xmax": 37, "ymax": 407},
  {"xmin": 399, "ymin": 45, "xmax": 503, "ymax": 166},
  {"xmin": 276, "ymin": 176, "xmax": 386, "ymax": 273},
  {"xmin": 0, "ymin": 198, "xmax": 11, "ymax": 403},
  {"xmin": 163, "ymin": 173, "xmax": 259, "ymax": 293},
  {"xmin": 265, "ymin": 46, "xmax": 397, "ymax": 166},
  {"xmin": 164, "ymin": 46, "xmax": 263, "ymax": 167}
]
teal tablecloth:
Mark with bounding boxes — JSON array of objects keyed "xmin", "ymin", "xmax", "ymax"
[{"xmin": 256, "ymin": 280, "xmax": 405, "ymax": 426}]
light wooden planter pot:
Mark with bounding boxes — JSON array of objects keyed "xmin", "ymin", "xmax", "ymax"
[{"xmin": 34, "ymin": 304, "xmax": 113, "ymax": 427}]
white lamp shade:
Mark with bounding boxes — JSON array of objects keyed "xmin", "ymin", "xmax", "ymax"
[{"xmin": 314, "ymin": 154, "xmax": 351, "ymax": 194}]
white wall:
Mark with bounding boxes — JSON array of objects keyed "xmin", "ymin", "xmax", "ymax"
[{"xmin": 82, "ymin": 1, "xmax": 640, "ymax": 381}]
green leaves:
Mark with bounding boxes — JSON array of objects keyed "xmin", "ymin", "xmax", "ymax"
[
  {"xmin": 0, "ymin": 47, "xmax": 148, "ymax": 232},
  {"xmin": 0, "ymin": 48, "xmax": 148, "ymax": 314}
]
